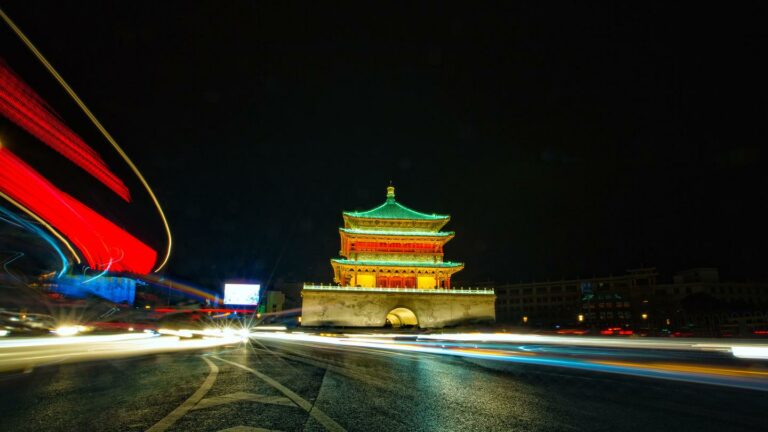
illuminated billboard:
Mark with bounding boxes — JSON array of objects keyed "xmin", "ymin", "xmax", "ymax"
[
  {"xmin": 223, "ymin": 283, "xmax": 261, "ymax": 305},
  {"xmin": 53, "ymin": 275, "xmax": 137, "ymax": 304}
]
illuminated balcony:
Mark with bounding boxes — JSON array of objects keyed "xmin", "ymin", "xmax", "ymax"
[{"xmin": 303, "ymin": 284, "xmax": 495, "ymax": 295}]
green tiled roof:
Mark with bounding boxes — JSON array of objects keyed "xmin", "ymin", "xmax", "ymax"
[
  {"xmin": 339, "ymin": 228, "xmax": 454, "ymax": 237},
  {"xmin": 331, "ymin": 258, "xmax": 463, "ymax": 268},
  {"xmin": 343, "ymin": 191, "xmax": 448, "ymax": 220}
]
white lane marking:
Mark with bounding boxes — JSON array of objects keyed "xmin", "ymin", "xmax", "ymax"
[
  {"xmin": 146, "ymin": 356, "xmax": 219, "ymax": 432},
  {"xmin": 212, "ymin": 356, "xmax": 346, "ymax": 432},
  {"xmin": 247, "ymin": 344, "xmax": 390, "ymax": 389},
  {"xmin": 192, "ymin": 391, "xmax": 295, "ymax": 410}
]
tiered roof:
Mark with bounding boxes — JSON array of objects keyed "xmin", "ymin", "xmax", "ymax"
[
  {"xmin": 332, "ymin": 186, "xmax": 464, "ymax": 286},
  {"xmin": 342, "ymin": 186, "xmax": 450, "ymax": 232},
  {"xmin": 343, "ymin": 194, "xmax": 448, "ymax": 220}
]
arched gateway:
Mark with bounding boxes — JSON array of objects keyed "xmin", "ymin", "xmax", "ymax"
[{"xmin": 386, "ymin": 307, "xmax": 418, "ymax": 327}]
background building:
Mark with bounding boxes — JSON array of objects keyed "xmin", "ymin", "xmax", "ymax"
[
  {"xmin": 494, "ymin": 268, "xmax": 657, "ymax": 329},
  {"xmin": 263, "ymin": 290, "xmax": 285, "ymax": 314},
  {"xmin": 653, "ymin": 268, "xmax": 768, "ymax": 336},
  {"xmin": 495, "ymin": 267, "xmax": 768, "ymax": 335}
]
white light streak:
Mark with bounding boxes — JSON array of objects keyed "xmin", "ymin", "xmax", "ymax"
[
  {"xmin": 0, "ymin": 331, "xmax": 243, "ymax": 372},
  {"xmin": 732, "ymin": 346, "xmax": 768, "ymax": 360}
]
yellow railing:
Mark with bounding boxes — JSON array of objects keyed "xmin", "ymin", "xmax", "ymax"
[{"xmin": 303, "ymin": 284, "xmax": 495, "ymax": 295}]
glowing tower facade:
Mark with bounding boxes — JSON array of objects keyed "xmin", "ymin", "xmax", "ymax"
[{"xmin": 333, "ymin": 185, "xmax": 463, "ymax": 290}]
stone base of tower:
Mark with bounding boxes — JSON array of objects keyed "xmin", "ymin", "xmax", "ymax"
[{"xmin": 300, "ymin": 285, "xmax": 496, "ymax": 328}]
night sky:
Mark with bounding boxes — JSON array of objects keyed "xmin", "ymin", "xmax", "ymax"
[{"xmin": 3, "ymin": 2, "xmax": 768, "ymax": 288}]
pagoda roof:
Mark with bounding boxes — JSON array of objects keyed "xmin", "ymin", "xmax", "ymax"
[
  {"xmin": 339, "ymin": 228, "xmax": 454, "ymax": 237},
  {"xmin": 331, "ymin": 258, "xmax": 463, "ymax": 268},
  {"xmin": 343, "ymin": 186, "xmax": 448, "ymax": 221}
]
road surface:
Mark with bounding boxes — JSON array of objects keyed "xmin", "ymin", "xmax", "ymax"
[{"xmin": 0, "ymin": 336, "xmax": 766, "ymax": 431}]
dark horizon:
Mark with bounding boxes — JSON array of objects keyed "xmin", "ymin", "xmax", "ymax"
[{"xmin": 3, "ymin": 2, "xmax": 768, "ymax": 288}]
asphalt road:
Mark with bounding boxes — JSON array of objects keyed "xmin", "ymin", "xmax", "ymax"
[{"xmin": 0, "ymin": 338, "xmax": 766, "ymax": 432}]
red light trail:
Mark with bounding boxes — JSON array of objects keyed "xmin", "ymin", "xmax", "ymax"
[
  {"xmin": 0, "ymin": 148, "xmax": 156, "ymax": 273},
  {"xmin": 0, "ymin": 59, "xmax": 131, "ymax": 201}
]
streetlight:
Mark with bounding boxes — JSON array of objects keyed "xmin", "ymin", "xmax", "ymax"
[
  {"xmin": 578, "ymin": 314, "xmax": 584, "ymax": 323},
  {"xmin": 522, "ymin": 316, "xmax": 528, "ymax": 324},
  {"xmin": 641, "ymin": 313, "xmax": 648, "ymax": 320}
]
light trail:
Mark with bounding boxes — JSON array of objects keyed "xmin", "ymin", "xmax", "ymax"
[
  {"xmin": 0, "ymin": 332, "xmax": 154, "ymax": 348},
  {"xmin": 0, "ymin": 59, "xmax": 131, "ymax": 201},
  {"xmin": 80, "ymin": 257, "xmax": 115, "ymax": 284},
  {"xmin": 138, "ymin": 274, "xmax": 223, "ymax": 303},
  {"xmin": 247, "ymin": 331, "xmax": 768, "ymax": 392},
  {"xmin": 0, "ymin": 190, "xmax": 82, "ymax": 266},
  {"xmin": 0, "ymin": 328, "xmax": 765, "ymax": 392},
  {"xmin": 0, "ymin": 8, "xmax": 173, "ymax": 272},
  {"xmin": 0, "ymin": 148, "xmax": 157, "ymax": 273},
  {"xmin": 0, "ymin": 332, "xmax": 242, "ymax": 372},
  {"xmin": 1, "ymin": 251, "xmax": 24, "ymax": 282},
  {"xmin": 0, "ymin": 206, "xmax": 70, "ymax": 276},
  {"xmin": 415, "ymin": 332, "xmax": 768, "ymax": 356},
  {"xmin": 732, "ymin": 346, "xmax": 768, "ymax": 360}
]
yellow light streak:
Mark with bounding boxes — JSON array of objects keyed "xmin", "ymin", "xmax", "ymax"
[
  {"xmin": 595, "ymin": 360, "xmax": 768, "ymax": 378},
  {"xmin": 0, "ymin": 8, "xmax": 173, "ymax": 272},
  {"xmin": 452, "ymin": 347, "xmax": 534, "ymax": 357}
]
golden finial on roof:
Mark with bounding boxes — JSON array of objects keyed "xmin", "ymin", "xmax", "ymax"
[{"xmin": 386, "ymin": 183, "xmax": 395, "ymax": 200}]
